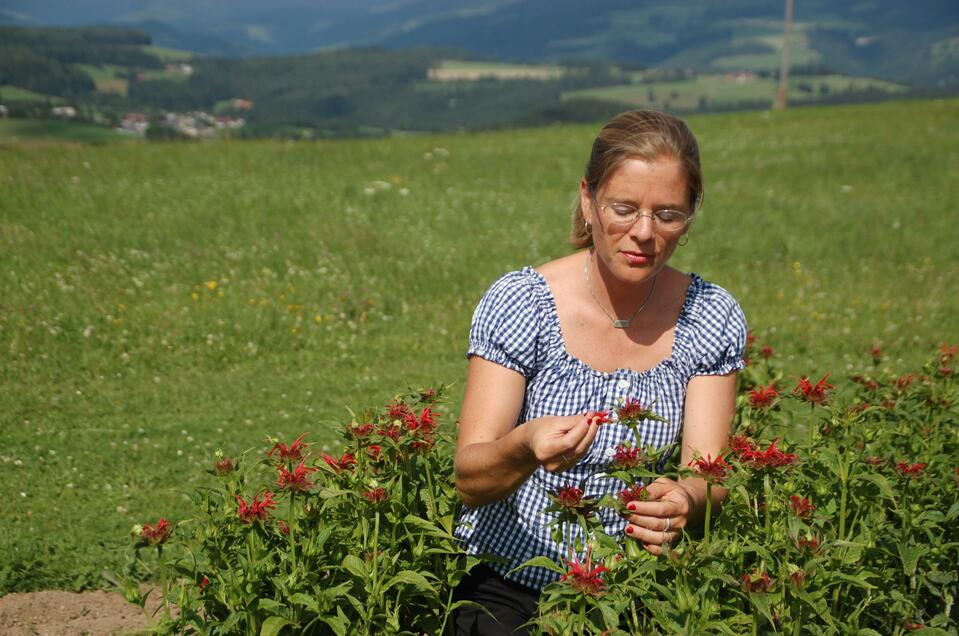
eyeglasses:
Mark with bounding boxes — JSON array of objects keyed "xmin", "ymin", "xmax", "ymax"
[{"xmin": 592, "ymin": 197, "xmax": 691, "ymax": 234}]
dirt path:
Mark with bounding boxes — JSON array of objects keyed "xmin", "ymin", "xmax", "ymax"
[{"xmin": 0, "ymin": 589, "xmax": 154, "ymax": 636}]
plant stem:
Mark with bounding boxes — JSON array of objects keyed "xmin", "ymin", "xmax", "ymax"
[{"xmin": 704, "ymin": 482, "xmax": 713, "ymax": 547}]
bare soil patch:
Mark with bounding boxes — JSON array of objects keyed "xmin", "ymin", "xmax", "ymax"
[{"xmin": 0, "ymin": 589, "xmax": 155, "ymax": 636}]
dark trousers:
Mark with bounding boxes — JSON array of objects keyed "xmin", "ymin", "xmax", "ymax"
[{"xmin": 453, "ymin": 564, "xmax": 540, "ymax": 635}]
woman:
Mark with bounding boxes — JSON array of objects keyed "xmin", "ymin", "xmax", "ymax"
[{"xmin": 453, "ymin": 110, "xmax": 746, "ymax": 634}]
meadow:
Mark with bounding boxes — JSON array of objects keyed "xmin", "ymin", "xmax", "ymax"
[{"xmin": 0, "ymin": 98, "xmax": 957, "ymax": 596}]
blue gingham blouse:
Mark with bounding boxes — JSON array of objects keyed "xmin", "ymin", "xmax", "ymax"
[{"xmin": 456, "ymin": 266, "xmax": 747, "ymax": 591}]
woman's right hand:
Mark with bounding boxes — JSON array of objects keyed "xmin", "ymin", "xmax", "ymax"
[{"xmin": 523, "ymin": 411, "xmax": 604, "ymax": 471}]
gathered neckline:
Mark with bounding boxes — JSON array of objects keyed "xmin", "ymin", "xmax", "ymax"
[{"xmin": 522, "ymin": 266, "xmax": 701, "ymax": 379}]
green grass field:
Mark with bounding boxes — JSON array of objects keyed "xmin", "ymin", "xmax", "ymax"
[
  {"xmin": 0, "ymin": 85, "xmax": 60, "ymax": 103},
  {"xmin": 562, "ymin": 73, "xmax": 908, "ymax": 111},
  {"xmin": 0, "ymin": 98, "xmax": 957, "ymax": 593},
  {"xmin": 0, "ymin": 119, "xmax": 125, "ymax": 144}
]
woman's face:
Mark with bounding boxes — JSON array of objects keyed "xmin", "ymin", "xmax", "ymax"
[{"xmin": 580, "ymin": 155, "xmax": 690, "ymax": 286}]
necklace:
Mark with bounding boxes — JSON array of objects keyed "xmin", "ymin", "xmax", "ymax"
[{"xmin": 584, "ymin": 253, "xmax": 658, "ymax": 329}]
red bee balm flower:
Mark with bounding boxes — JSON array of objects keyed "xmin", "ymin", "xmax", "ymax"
[
  {"xmin": 213, "ymin": 457, "xmax": 235, "ymax": 475},
  {"xmin": 794, "ymin": 374, "xmax": 833, "ymax": 405},
  {"xmin": 689, "ymin": 454, "xmax": 732, "ymax": 483},
  {"xmin": 141, "ymin": 518, "xmax": 173, "ymax": 545},
  {"xmin": 277, "ymin": 461, "xmax": 316, "ymax": 492},
  {"xmin": 940, "ymin": 343, "xmax": 957, "ymax": 363},
  {"xmin": 895, "ymin": 462, "xmax": 927, "ymax": 477},
  {"xmin": 738, "ymin": 439, "xmax": 798, "ymax": 470},
  {"xmin": 610, "ymin": 444, "xmax": 642, "ymax": 469},
  {"xmin": 796, "ymin": 535, "xmax": 821, "ymax": 554},
  {"xmin": 619, "ymin": 484, "xmax": 649, "ymax": 505},
  {"xmin": 362, "ymin": 487, "xmax": 387, "ymax": 504},
  {"xmin": 759, "ymin": 345, "xmax": 774, "ymax": 358},
  {"xmin": 741, "ymin": 569, "xmax": 774, "ymax": 593},
  {"xmin": 616, "ymin": 399, "xmax": 652, "ymax": 423},
  {"xmin": 748, "ymin": 383, "xmax": 779, "ymax": 409},
  {"xmin": 789, "ymin": 495, "xmax": 814, "ymax": 519},
  {"xmin": 236, "ymin": 491, "xmax": 277, "ymax": 523},
  {"xmin": 555, "ymin": 485, "xmax": 584, "ymax": 508},
  {"xmin": 348, "ymin": 422, "xmax": 374, "ymax": 438},
  {"xmin": 366, "ymin": 444, "xmax": 382, "ymax": 460},
  {"xmin": 322, "ymin": 452, "xmax": 357, "ymax": 474},
  {"xmin": 589, "ymin": 411, "xmax": 613, "ymax": 426},
  {"xmin": 560, "ymin": 550, "xmax": 609, "ymax": 596},
  {"xmin": 269, "ymin": 433, "xmax": 309, "ymax": 462}
]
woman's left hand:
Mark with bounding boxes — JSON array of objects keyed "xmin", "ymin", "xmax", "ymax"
[{"xmin": 622, "ymin": 477, "xmax": 693, "ymax": 556}]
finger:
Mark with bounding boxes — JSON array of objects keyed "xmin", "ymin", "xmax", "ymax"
[
  {"xmin": 625, "ymin": 499, "xmax": 676, "ymax": 518},
  {"xmin": 624, "ymin": 522, "xmax": 676, "ymax": 547},
  {"xmin": 642, "ymin": 477, "xmax": 676, "ymax": 500},
  {"xmin": 623, "ymin": 513, "xmax": 678, "ymax": 532}
]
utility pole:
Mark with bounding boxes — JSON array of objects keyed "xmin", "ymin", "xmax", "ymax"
[{"xmin": 773, "ymin": 0, "xmax": 793, "ymax": 110}]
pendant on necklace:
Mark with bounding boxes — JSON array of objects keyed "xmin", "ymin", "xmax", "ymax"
[{"xmin": 613, "ymin": 319, "xmax": 630, "ymax": 329}]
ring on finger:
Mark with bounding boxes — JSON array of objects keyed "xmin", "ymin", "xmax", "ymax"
[{"xmin": 664, "ymin": 517, "xmax": 671, "ymax": 532}]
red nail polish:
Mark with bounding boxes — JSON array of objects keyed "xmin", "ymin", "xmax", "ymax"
[{"xmin": 625, "ymin": 526, "xmax": 633, "ymax": 535}]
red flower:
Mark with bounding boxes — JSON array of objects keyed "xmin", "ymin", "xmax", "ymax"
[
  {"xmin": 796, "ymin": 535, "xmax": 821, "ymax": 554},
  {"xmin": 416, "ymin": 406, "xmax": 437, "ymax": 434},
  {"xmin": 730, "ymin": 435, "xmax": 755, "ymax": 455},
  {"xmin": 411, "ymin": 436, "xmax": 435, "ymax": 453},
  {"xmin": 869, "ymin": 344, "xmax": 882, "ymax": 363},
  {"xmin": 377, "ymin": 425, "xmax": 402, "ymax": 441},
  {"xmin": 738, "ymin": 439, "xmax": 797, "ymax": 469},
  {"xmin": 938, "ymin": 366, "xmax": 953, "ymax": 377},
  {"xmin": 851, "ymin": 374, "xmax": 880, "ymax": 391},
  {"xmin": 895, "ymin": 462, "xmax": 926, "ymax": 477},
  {"xmin": 794, "ymin": 374, "xmax": 833, "ymax": 405},
  {"xmin": 362, "ymin": 487, "xmax": 387, "ymax": 504},
  {"xmin": 269, "ymin": 433, "xmax": 309, "ymax": 462},
  {"xmin": 939, "ymin": 343, "xmax": 957, "ymax": 364},
  {"xmin": 616, "ymin": 399, "xmax": 652, "ymax": 424},
  {"xmin": 141, "ymin": 518, "xmax": 173, "ymax": 545},
  {"xmin": 277, "ymin": 520, "xmax": 290, "ymax": 535},
  {"xmin": 748, "ymin": 383, "xmax": 779, "ymax": 409},
  {"xmin": 236, "ymin": 491, "xmax": 277, "ymax": 523},
  {"xmin": 865, "ymin": 456, "xmax": 885, "ymax": 466},
  {"xmin": 741, "ymin": 569, "xmax": 774, "ymax": 593},
  {"xmin": 746, "ymin": 332, "xmax": 757, "ymax": 348},
  {"xmin": 387, "ymin": 401, "xmax": 414, "ymax": 421},
  {"xmin": 610, "ymin": 443, "xmax": 642, "ymax": 469},
  {"xmin": 895, "ymin": 373, "xmax": 916, "ymax": 391},
  {"xmin": 322, "ymin": 451, "xmax": 357, "ymax": 474},
  {"xmin": 277, "ymin": 461, "xmax": 316, "ymax": 492},
  {"xmin": 906, "ymin": 623, "xmax": 925, "ymax": 632},
  {"xmin": 560, "ymin": 549, "xmax": 609, "ymax": 596},
  {"xmin": 198, "ymin": 575, "xmax": 209, "ymax": 591},
  {"xmin": 589, "ymin": 410, "xmax": 613, "ymax": 426},
  {"xmin": 789, "ymin": 570, "xmax": 806, "ymax": 589},
  {"xmin": 789, "ymin": 495, "xmax": 814, "ymax": 519},
  {"xmin": 759, "ymin": 345, "xmax": 774, "ymax": 359},
  {"xmin": 689, "ymin": 453, "xmax": 732, "ymax": 483},
  {"xmin": 555, "ymin": 485, "xmax": 584, "ymax": 508},
  {"xmin": 550, "ymin": 485, "xmax": 596, "ymax": 517},
  {"xmin": 366, "ymin": 444, "xmax": 382, "ymax": 460},
  {"xmin": 213, "ymin": 456, "xmax": 235, "ymax": 475},
  {"xmin": 619, "ymin": 484, "xmax": 649, "ymax": 505},
  {"xmin": 348, "ymin": 422, "xmax": 374, "ymax": 438}
]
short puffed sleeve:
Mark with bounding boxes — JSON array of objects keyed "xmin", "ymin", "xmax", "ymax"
[
  {"xmin": 467, "ymin": 270, "xmax": 544, "ymax": 378},
  {"xmin": 689, "ymin": 282, "xmax": 748, "ymax": 377}
]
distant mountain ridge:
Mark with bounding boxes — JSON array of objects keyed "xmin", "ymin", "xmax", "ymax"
[{"xmin": 2, "ymin": 0, "xmax": 957, "ymax": 87}]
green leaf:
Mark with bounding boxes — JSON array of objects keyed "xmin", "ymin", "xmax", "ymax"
[
  {"xmin": 383, "ymin": 569, "xmax": 435, "ymax": 593},
  {"xmin": 511, "ymin": 556, "xmax": 566, "ymax": 576},
  {"xmin": 319, "ymin": 613, "xmax": 347, "ymax": 636},
  {"xmin": 898, "ymin": 544, "xmax": 927, "ymax": 577},
  {"xmin": 341, "ymin": 554, "xmax": 368, "ymax": 580},
  {"xmin": 857, "ymin": 629, "xmax": 884, "ymax": 636},
  {"xmin": 857, "ymin": 472, "xmax": 897, "ymax": 502},
  {"xmin": 289, "ymin": 593, "xmax": 318, "ymax": 612},
  {"xmin": 260, "ymin": 616, "xmax": 293, "ymax": 636},
  {"xmin": 403, "ymin": 513, "xmax": 452, "ymax": 539},
  {"xmin": 911, "ymin": 629, "xmax": 951, "ymax": 636},
  {"xmin": 257, "ymin": 598, "xmax": 286, "ymax": 613}
]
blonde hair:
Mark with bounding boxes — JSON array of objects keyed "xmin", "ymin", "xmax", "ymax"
[{"xmin": 570, "ymin": 109, "xmax": 703, "ymax": 249}]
